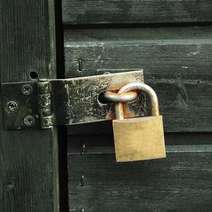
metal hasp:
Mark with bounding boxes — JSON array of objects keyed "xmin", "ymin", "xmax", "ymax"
[{"xmin": 1, "ymin": 70, "xmax": 144, "ymax": 130}]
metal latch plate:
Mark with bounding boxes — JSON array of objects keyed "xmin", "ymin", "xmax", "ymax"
[{"xmin": 2, "ymin": 70, "xmax": 144, "ymax": 130}]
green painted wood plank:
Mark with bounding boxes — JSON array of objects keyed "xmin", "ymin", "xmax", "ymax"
[
  {"xmin": 62, "ymin": 0, "xmax": 212, "ymax": 25},
  {"xmin": 0, "ymin": 0, "xmax": 59, "ymax": 212},
  {"xmin": 64, "ymin": 27, "xmax": 212, "ymax": 132},
  {"xmin": 68, "ymin": 145, "xmax": 212, "ymax": 212}
]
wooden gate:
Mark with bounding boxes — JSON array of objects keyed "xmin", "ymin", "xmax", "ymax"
[{"xmin": 1, "ymin": 0, "xmax": 212, "ymax": 211}]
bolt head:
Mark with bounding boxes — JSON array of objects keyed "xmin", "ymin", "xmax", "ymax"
[
  {"xmin": 23, "ymin": 115, "xmax": 35, "ymax": 127},
  {"xmin": 22, "ymin": 84, "xmax": 33, "ymax": 96},
  {"xmin": 7, "ymin": 101, "xmax": 18, "ymax": 113}
]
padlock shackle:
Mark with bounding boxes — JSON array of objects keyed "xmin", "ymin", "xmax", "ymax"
[{"xmin": 116, "ymin": 82, "xmax": 160, "ymax": 119}]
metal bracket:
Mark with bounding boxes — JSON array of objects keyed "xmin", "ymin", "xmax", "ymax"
[{"xmin": 2, "ymin": 70, "xmax": 144, "ymax": 130}]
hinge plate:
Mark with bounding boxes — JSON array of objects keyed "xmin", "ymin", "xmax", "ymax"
[{"xmin": 2, "ymin": 70, "xmax": 144, "ymax": 130}]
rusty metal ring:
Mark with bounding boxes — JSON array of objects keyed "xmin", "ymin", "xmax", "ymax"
[
  {"xmin": 117, "ymin": 81, "xmax": 159, "ymax": 116},
  {"xmin": 104, "ymin": 90, "xmax": 138, "ymax": 103}
]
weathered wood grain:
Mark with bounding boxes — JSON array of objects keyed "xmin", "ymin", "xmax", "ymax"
[
  {"xmin": 64, "ymin": 27, "xmax": 212, "ymax": 132},
  {"xmin": 68, "ymin": 145, "xmax": 212, "ymax": 212},
  {"xmin": 0, "ymin": 83, "xmax": 3, "ymax": 212},
  {"xmin": 62, "ymin": 0, "xmax": 212, "ymax": 25},
  {"xmin": 0, "ymin": 0, "xmax": 59, "ymax": 212}
]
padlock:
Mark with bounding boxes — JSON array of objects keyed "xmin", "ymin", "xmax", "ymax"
[{"xmin": 112, "ymin": 82, "xmax": 166, "ymax": 162}]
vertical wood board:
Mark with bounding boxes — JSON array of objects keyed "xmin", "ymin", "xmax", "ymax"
[{"xmin": 0, "ymin": 0, "xmax": 59, "ymax": 212}]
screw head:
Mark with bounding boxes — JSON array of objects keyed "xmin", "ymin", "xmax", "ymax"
[
  {"xmin": 23, "ymin": 115, "xmax": 35, "ymax": 127},
  {"xmin": 22, "ymin": 84, "xmax": 33, "ymax": 96},
  {"xmin": 7, "ymin": 101, "xmax": 18, "ymax": 113}
]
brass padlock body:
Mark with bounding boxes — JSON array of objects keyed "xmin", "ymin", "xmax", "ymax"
[
  {"xmin": 112, "ymin": 82, "xmax": 166, "ymax": 162},
  {"xmin": 113, "ymin": 116, "xmax": 166, "ymax": 162}
]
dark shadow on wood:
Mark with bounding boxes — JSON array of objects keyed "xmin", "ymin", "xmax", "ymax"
[
  {"xmin": 63, "ymin": 22, "xmax": 212, "ymax": 30},
  {"xmin": 55, "ymin": 0, "xmax": 69, "ymax": 211}
]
